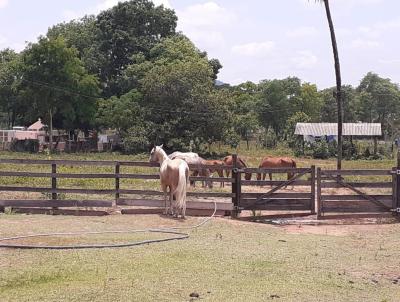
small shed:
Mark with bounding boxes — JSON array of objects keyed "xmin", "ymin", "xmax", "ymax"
[
  {"xmin": 295, "ymin": 123, "xmax": 381, "ymax": 139},
  {"xmin": 295, "ymin": 122, "xmax": 382, "ymax": 153}
]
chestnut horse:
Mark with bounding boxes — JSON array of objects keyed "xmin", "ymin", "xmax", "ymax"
[
  {"xmin": 202, "ymin": 159, "xmax": 225, "ymax": 187},
  {"xmin": 257, "ymin": 157, "xmax": 297, "ymax": 183},
  {"xmin": 223, "ymin": 155, "xmax": 252, "ymax": 181},
  {"xmin": 150, "ymin": 145, "xmax": 189, "ymax": 218}
]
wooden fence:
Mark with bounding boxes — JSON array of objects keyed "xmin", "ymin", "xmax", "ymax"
[
  {"xmin": 0, "ymin": 158, "xmax": 234, "ymax": 216},
  {"xmin": 0, "ymin": 156, "xmax": 399, "ymax": 219},
  {"xmin": 316, "ymin": 168, "xmax": 397, "ymax": 218}
]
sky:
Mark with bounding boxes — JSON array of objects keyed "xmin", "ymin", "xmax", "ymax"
[{"xmin": 0, "ymin": 0, "xmax": 399, "ymax": 89}]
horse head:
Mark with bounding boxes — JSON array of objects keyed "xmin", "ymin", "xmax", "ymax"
[{"xmin": 149, "ymin": 144, "xmax": 164, "ymax": 163}]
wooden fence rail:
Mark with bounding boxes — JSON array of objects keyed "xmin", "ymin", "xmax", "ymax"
[{"xmin": 1, "ymin": 156, "xmax": 399, "ymax": 218}]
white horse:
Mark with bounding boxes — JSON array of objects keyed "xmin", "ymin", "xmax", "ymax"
[
  {"xmin": 149, "ymin": 145, "xmax": 189, "ymax": 218},
  {"xmin": 169, "ymin": 151, "xmax": 212, "ymax": 188}
]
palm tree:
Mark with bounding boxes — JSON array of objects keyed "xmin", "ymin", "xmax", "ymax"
[{"xmin": 316, "ymin": 0, "xmax": 343, "ymax": 170}]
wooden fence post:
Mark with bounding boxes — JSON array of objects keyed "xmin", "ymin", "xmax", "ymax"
[
  {"xmin": 395, "ymin": 151, "xmax": 400, "ymax": 215},
  {"xmin": 51, "ymin": 163, "xmax": 57, "ymax": 211},
  {"xmin": 316, "ymin": 167, "xmax": 322, "ymax": 219},
  {"xmin": 115, "ymin": 162, "xmax": 120, "ymax": 208},
  {"xmin": 51, "ymin": 163, "xmax": 57, "ymax": 200},
  {"xmin": 310, "ymin": 165, "xmax": 316, "ymax": 215},
  {"xmin": 392, "ymin": 166, "xmax": 397, "ymax": 215},
  {"xmin": 231, "ymin": 154, "xmax": 241, "ymax": 218}
]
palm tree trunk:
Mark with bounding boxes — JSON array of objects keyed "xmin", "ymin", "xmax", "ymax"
[{"xmin": 323, "ymin": 0, "xmax": 343, "ymax": 170}]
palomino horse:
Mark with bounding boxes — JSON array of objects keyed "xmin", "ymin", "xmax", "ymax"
[
  {"xmin": 149, "ymin": 145, "xmax": 189, "ymax": 218},
  {"xmin": 257, "ymin": 157, "xmax": 297, "ymax": 187},
  {"xmin": 202, "ymin": 159, "xmax": 225, "ymax": 187},
  {"xmin": 169, "ymin": 152, "xmax": 212, "ymax": 188},
  {"xmin": 223, "ymin": 155, "xmax": 252, "ymax": 181}
]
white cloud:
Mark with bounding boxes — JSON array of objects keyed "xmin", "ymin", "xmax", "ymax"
[
  {"xmin": 152, "ymin": 0, "xmax": 172, "ymax": 9},
  {"xmin": 175, "ymin": 2, "xmax": 235, "ymax": 54},
  {"xmin": 0, "ymin": 0, "xmax": 8, "ymax": 9},
  {"xmin": 379, "ymin": 59, "xmax": 400, "ymax": 65},
  {"xmin": 96, "ymin": 0, "xmax": 126, "ymax": 13},
  {"xmin": 188, "ymin": 30, "xmax": 226, "ymax": 50},
  {"xmin": 62, "ymin": 9, "xmax": 82, "ymax": 20},
  {"xmin": 0, "ymin": 34, "xmax": 7, "ymax": 46},
  {"xmin": 62, "ymin": 0, "xmax": 172, "ymax": 22},
  {"xmin": 351, "ymin": 38, "xmax": 380, "ymax": 49},
  {"xmin": 286, "ymin": 26, "xmax": 318, "ymax": 38},
  {"xmin": 299, "ymin": 0, "xmax": 383, "ymax": 8},
  {"xmin": 291, "ymin": 51, "xmax": 318, "ymax": 69},
  {"xmin": 231, "ymin": 41, "xmax": 275, "ymax": 57},
  {"xmin": 177, "ymin": 2, "xmax": 235, "ymax": 29}
]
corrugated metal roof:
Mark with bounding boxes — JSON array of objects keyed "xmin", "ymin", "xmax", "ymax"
[{"xmin": 294, "ymin": 123, "xmax": 381, "ymax": 136}]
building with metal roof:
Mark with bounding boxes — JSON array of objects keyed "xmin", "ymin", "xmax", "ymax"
[{"xmin": 295, "ymin": 123, "xmax": 382, "ymax": 137}]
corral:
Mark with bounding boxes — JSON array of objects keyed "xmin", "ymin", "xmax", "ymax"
[
  {"xmin": 1, "ymin": 151, "xmax": 400, "ymax": 301},
  {"xmin": 0, "ymin": 155, "xmax": 399, "ymax": 218}
]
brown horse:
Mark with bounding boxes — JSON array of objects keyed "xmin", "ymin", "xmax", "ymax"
[
  {"xmin": 202, "ymin": 159, "xmax": 225, "ymax": 187},
  {"xmin": 223, "ymin": 155, "xmax": 252, "ymax": 181},
  {"xmin": 257, "ymin": 157, "xmax": 297, "ymax": 184}
]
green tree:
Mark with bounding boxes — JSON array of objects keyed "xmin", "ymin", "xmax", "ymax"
[
  {"xmin": 21, "ymin": 37, "xmax": 100, "ymax": 151},
  {"xmin": 285, "ymin": 112, "xmax": 311, "ymax": 155},
  {"xmin": 127, "ymin": 35, "xmax": 229, "ymax": 150},
  {"xmin": 356, "ymin": 72, "xmax": 400, "ymax": 137},
  {"xmin": 47, "ymin": 16, "xmax": 99, "ymax": 75},
  {"xmin": 93, "ymin": 0, "xmax": 177, "ymax": 97},
  {"xmin": 257, "ymin": 77, "xmax": 301, "ymax": 136},
  {"xmin": 320, "ymin": 85, "xmax": 357, "ymax": 122},
  {"xmin": 295, "ymin": 83, "xmax": 323, "ymax": 121},
  {"xmin": 0, "ymin": 49, "xmax": 24, "ymax": 127},
  {"xmin": 229, "ymin": 81, "xmax": 259, "ymax": 149}
]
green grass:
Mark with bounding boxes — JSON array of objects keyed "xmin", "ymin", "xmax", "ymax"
[{"xmin": 0, "ymin": 215, "xmax": 399, "ymax": 301}]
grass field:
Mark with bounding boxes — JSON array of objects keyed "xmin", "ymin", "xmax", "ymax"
[
  {"xmin": 0, "ymin": 146, "xmax": 400, "ymax": 301},
  {"xmin": 0, "ymin": 214, "xmax": 400, "ymax": 302}
]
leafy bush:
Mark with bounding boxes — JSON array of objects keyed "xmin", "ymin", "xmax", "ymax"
[
  {"xmin": 223, "ymin": 128, "xmax": 240, "ymax": 149},
  {"xmin": 122, "ymin": 126, "xmax": 150, "ymax": 154},
  {"xmin": 10, "ymin": 139, "xmax": 39, "ymax": 153},
  {"xmin": 342, "ymin": 140, "xmax": 358, "ymax": 160},
  {"xmin": 312, "ymin": 140, "xmax": 330, "ymax": 159}
]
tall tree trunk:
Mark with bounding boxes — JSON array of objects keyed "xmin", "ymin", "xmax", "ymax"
[{"xmin": 323, "ymin": 0, "xmax": 343, "ymax": 170}]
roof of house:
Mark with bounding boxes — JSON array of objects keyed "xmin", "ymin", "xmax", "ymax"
[
  {"xmin": 28, "ymin": 118, "xmax": 46, "ymax": 131},
  {"xmin": 294, "ymin": 123, "xmax": 382, "ymax": 136}
]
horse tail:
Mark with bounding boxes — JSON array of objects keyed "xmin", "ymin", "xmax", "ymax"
[
  {"xmin": 291, "ymin": 159, "xmax": 297, "ymax": 168},
  {"xmin": 175, "ymin": 162, "xmax": 188, "ymax": 215}
]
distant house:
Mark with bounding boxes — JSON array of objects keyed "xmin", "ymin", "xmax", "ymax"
[
  {"xmin": 295, "ymin": 123, "xmax": 382, "ymax": 143},
  {"xmin": 27, "ymin": 118, "xmax": 47, "ymax": 131},
  {"xmin": 0, "ymin": 119, "xmax": 48, "ymax": 151}
]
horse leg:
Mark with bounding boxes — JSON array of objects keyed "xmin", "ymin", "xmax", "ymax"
[
  {"xmin": 269, "ymin": 173, "xmax": 273, "ymax": 187},
  {"xmin": 225, "ymin": 169, "xmax": 230, "ymax": 187},
  {"xmin": 162, "ymin": 185, "xmax": 168, "ymax": 215},
  {"xmin": 218, "ymin": 170, "xmax": 224, "ymax": 188},
  {"xmin": 170, "ymin": 189, "xmax": 175, "ymax": 216},
  {"xmin": 191, "ymin": 170, "xmax": 197, "ymax": 187},
  {"xmin": 288, "ymin": 173, "xmax": 294, "ymax": 190}
]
